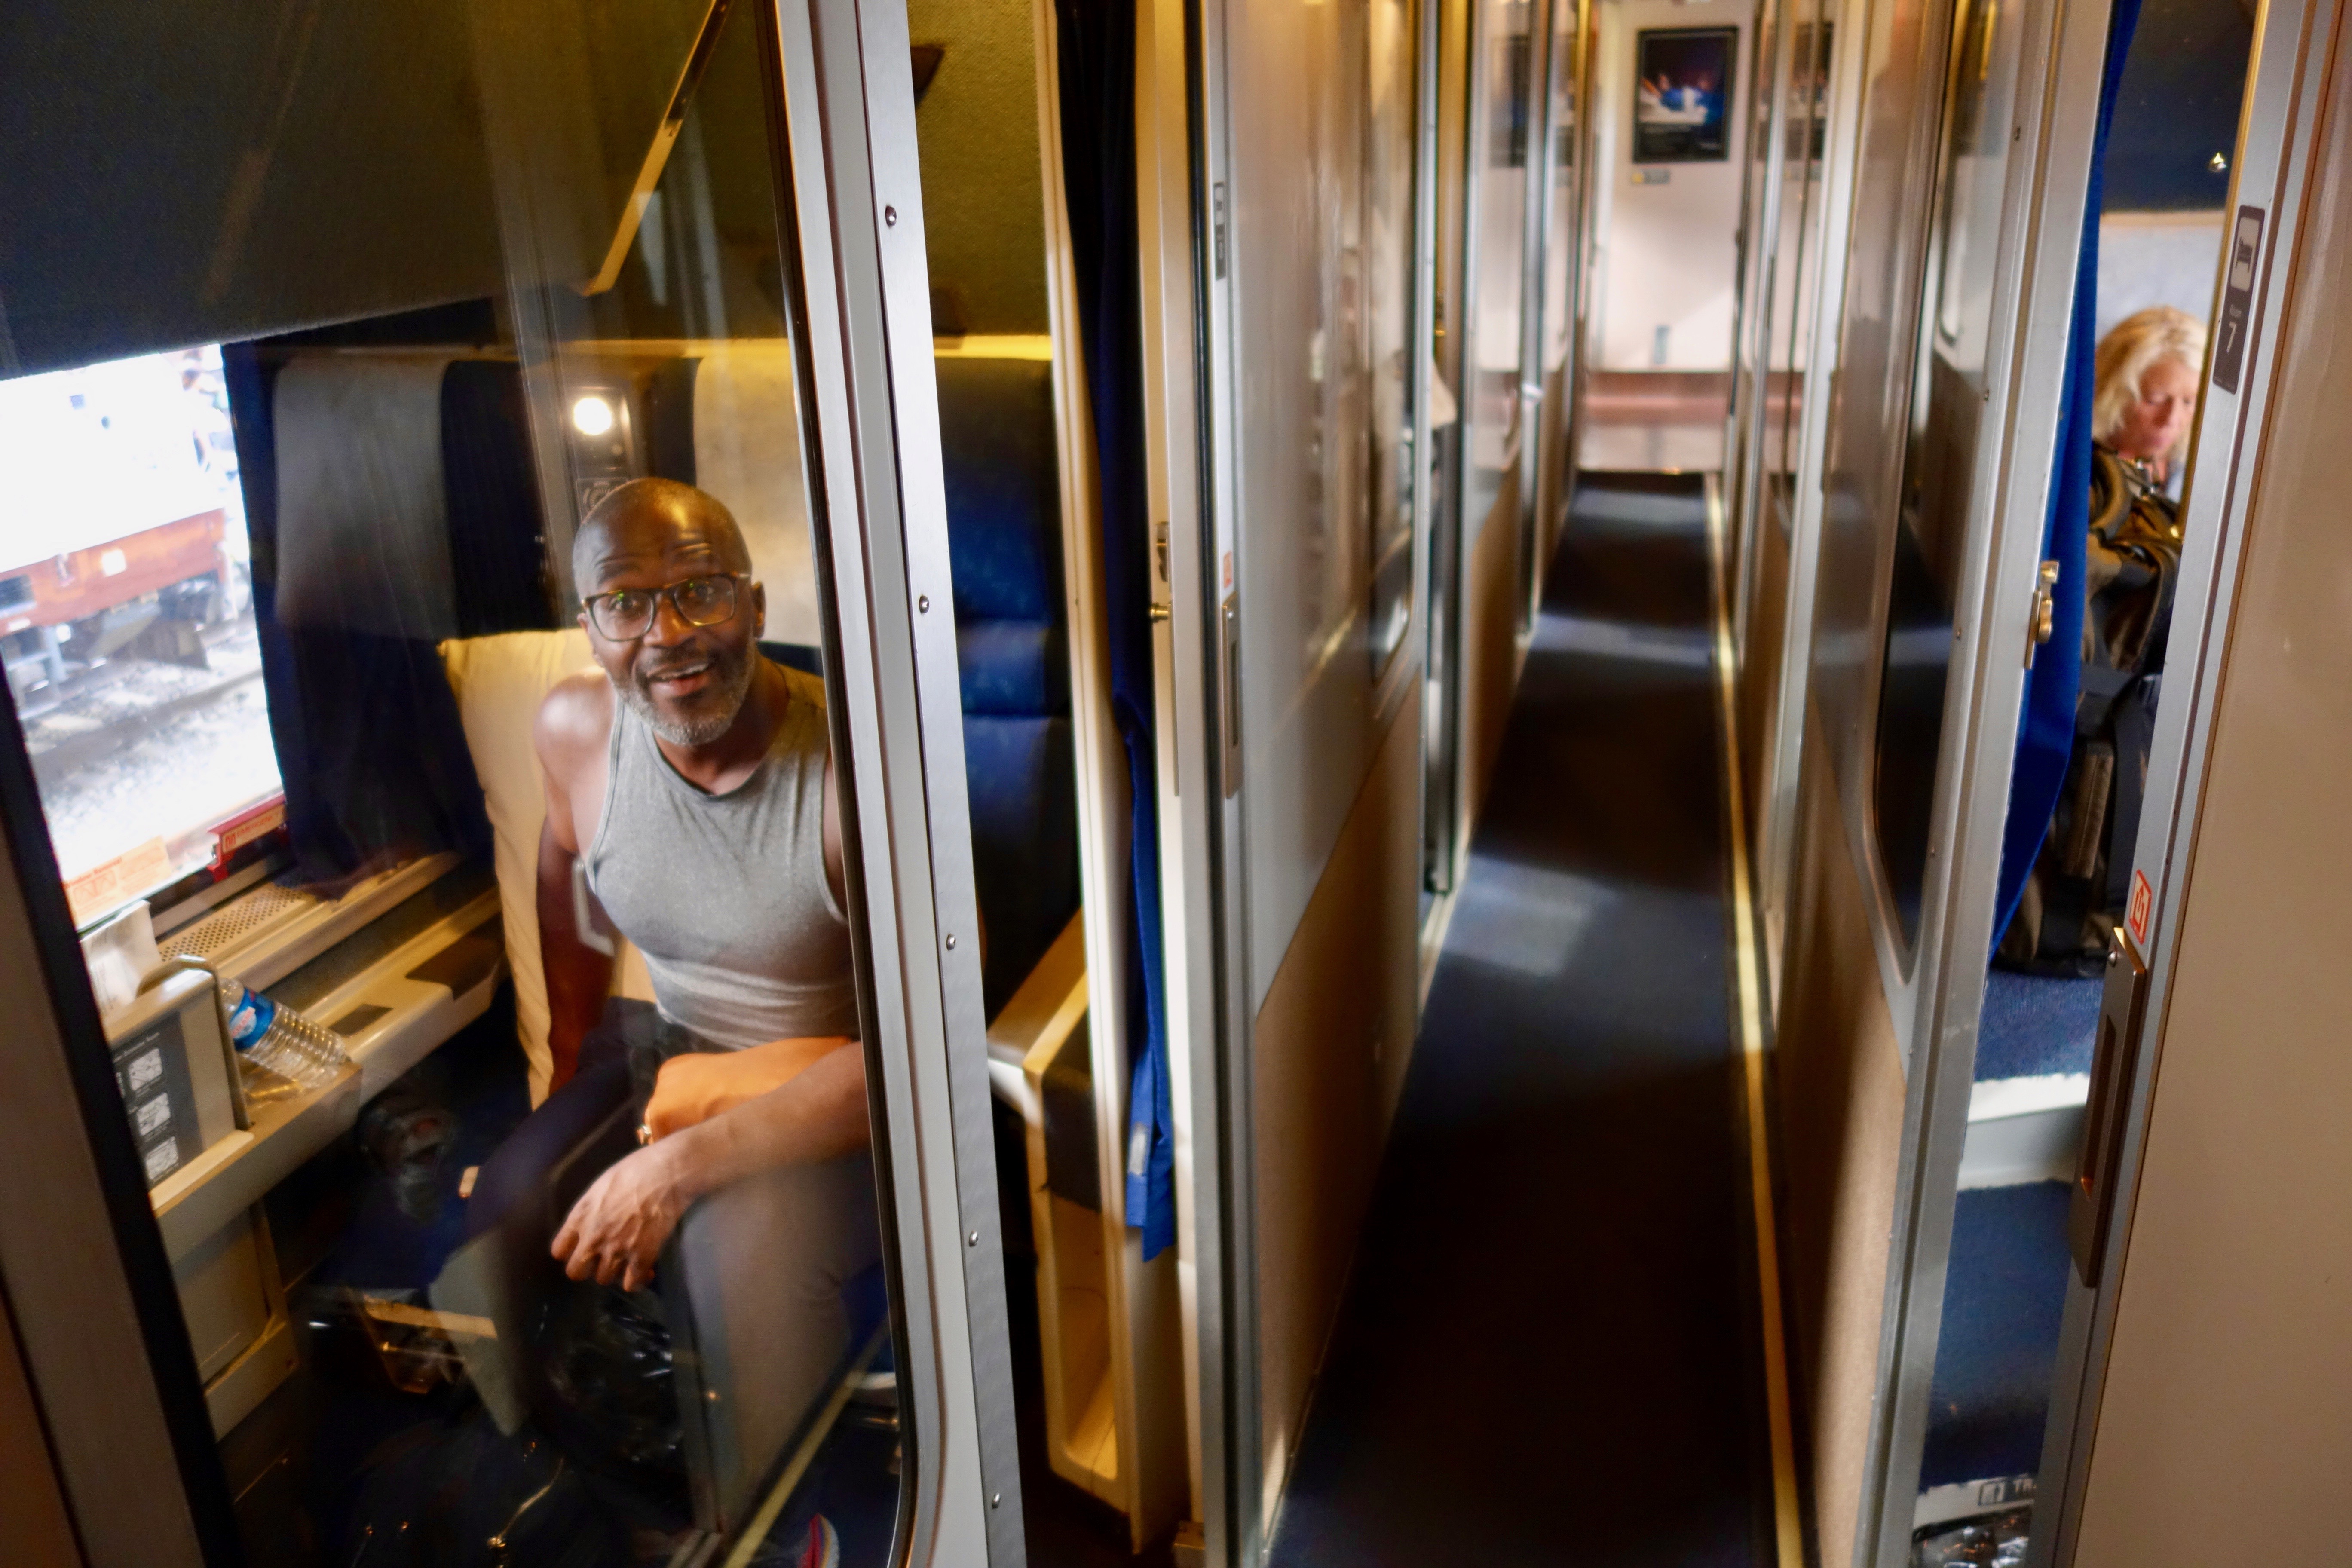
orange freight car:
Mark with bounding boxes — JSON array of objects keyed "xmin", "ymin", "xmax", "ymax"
[{"xmin": 0, "ymin": 508, "xmax": 228, "ymax": 633}]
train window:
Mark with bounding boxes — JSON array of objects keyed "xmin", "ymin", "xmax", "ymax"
[
  {"xmin": 0, "ymin": 347, "xmax": 275, "ymax": 927},
  {"xmin": 1869, "ymin": 0, "xmax": 2017, "ymax": 944},
  {"xmin": 6, "ymin": 1, "xmax": 923, "ymax": 1562}
]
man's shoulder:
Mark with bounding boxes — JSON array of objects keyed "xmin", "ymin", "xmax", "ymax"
[
  {"xmin": 534, "ymin": 671, "xmax": 614, "ymax": 771},
  {"xmin": 777, "ymin": 661, "xmax": 827, "ymax": 712}
]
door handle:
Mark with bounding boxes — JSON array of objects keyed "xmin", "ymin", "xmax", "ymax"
[
  {"xmin": 2070, "ymin": 928, "xmax": 2152, "ymax": 1286},
  {"xmin": 2025, "ymin": 559, "xmax": 2059, "ymax": 668},
  {"xmin": 1220, "ymin": 591, "xmax": 1243, "ymax": 799}
]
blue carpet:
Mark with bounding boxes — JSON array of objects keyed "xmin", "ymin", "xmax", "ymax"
[
  {"xmin": 1266, "ymin": 475, "xmax": 1771, "ymax": 1568},
  {"xmin": 1920, "ymin": 1182, "xmax": 2074, "ymax": 1488},
  {"xmin": 1977, "ymin": 971, "xmax": 2102, "ymax": 1081}
]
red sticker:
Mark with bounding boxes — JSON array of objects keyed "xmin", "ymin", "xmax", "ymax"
[{"xmin": 2125, "ymin": 868, "xmax": 2155, "ymax": 953}]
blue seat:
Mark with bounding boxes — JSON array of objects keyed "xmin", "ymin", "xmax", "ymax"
[
  {"xmin": 934, "ymin": 357, "xmax": 1080, "ymax": 1019},
  {"xmin": 1917, "ymin": 968, "xmax": 2104, "ymax": 1503}
]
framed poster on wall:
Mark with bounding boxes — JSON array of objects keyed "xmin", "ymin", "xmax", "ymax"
[{"xmin": 1634, "ymin": 27, "xmax": 1736, "ymax": 163}]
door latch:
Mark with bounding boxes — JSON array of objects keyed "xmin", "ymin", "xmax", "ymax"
[
  {"xmin": 2025, "ymin": 558, "xmax": 2059, "ymax": 668},
  {"xmin": 2070, "ymin": 928, "xmax": 2151, "ymax": 1287}
]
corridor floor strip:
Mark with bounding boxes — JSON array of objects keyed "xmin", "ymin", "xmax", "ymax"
[{"xmin": 1705, "ymin": 475, "xmax": 1806, "ymax": 1568}]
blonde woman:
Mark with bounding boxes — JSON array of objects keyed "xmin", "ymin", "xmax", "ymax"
[{"xmin": 2092, "ymin": 305, "xmax": 2207, "ymax": 492}]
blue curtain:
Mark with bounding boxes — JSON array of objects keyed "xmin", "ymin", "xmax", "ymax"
[
  {"xmin": 222, "ymin": 345, "xmax": 551, "ymax": 885},
  {"xmin": 1992, "ymin": 0, "xmax": 2145, "ymax": 948},
  {"xmin": 1055, "ymin": 0, "xmax": 1175, "ymax": 1260}
]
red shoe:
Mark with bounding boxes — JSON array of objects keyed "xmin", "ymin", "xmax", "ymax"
[{"xmin": 798, "ymin": 1515, "xmax": 840, "ymax": 1568}]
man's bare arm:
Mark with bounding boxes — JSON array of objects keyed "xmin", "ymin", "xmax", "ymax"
[
  {"xmin": 537, "ymin": 821, "xmax": 612, "ymax": 1090},
  {"xmin": 551, "ymin": 1043, "xmax": 870, "ymax": 1289},
  {"xmin": 536, "ymin": 676, "xmax": 615, "ymax": 1090}
]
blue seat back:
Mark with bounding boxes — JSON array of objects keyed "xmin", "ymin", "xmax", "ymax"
[{"xmin": 935, "ymin": 357, "xmax": 1079, "ymax": 1017}]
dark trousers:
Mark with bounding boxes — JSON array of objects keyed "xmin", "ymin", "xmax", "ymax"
[
  {"xmin": 464, "ymin": 999, "xmax": 688, "ymax": 1244},
  {"xmin": 448, "ymin": 998, "xmax": 883, "ymax": 1531}
]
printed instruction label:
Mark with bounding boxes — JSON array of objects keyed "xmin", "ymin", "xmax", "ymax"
[
  {"xmin": 2211, "ymin": 206, "xmax": 2265, "ymax": 394},
  {"xmin": 2126, "ymin": 867, "xmax": 2155, "ymax": 955}
]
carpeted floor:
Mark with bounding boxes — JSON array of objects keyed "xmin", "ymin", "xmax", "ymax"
[{"xmin": 1265, "ymin": 473, "xmax": 1775, "ymax": 1568}]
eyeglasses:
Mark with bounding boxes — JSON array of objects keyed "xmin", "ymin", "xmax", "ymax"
[{"xmin": 581, "ymin": 573, "xmax": 749, "ymax": 641}]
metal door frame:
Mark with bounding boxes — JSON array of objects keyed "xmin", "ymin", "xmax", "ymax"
[
  {"xmin": 0, "ymin": 0, "xmax": 1024, "ymax": 1560},
  {"xmin": 0, "ymin": 699, "xmax": 229, "ymax": 1568},
  {"xmin": 1422, "ymin": 0, "xmax": 1483, "ymax": 904},
  {"xmin": 1753, "ymin": 0, "xmax": 1871, "ymax": 985},
  {"xmin": 2028, "ymin": 0, "xmax": 2336, "ymax": 1555},
  {"xmin": 1131, "ymin": 0, "xmax": 1237, "ymax": 1562},
  {"xmin": 1522, "ymin": 0, "xmax": 1597, "ymax": 635},
  {"xmin": 1515, "ymin": 0, "xmax": 1562, "ymax": 642},
  {"xmin": 1186, "ymin": 0, "xmax": 1267, "ymax": 1559},
  {"xmin": 776, "ymin": 0, "xmax": 1030, "ymax": 1558},
  {"xmin": 1726, "ymin": 0, "xmax": 1799, "ymax": 661},
  {"xmin": 1837, "ymin": 0, "xmax": 2117, "ymax": 1550}
]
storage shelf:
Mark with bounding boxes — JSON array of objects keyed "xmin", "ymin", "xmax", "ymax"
[{"xmin": 150, "ymin": 882, "xmax": 505, "ymax": 1264}]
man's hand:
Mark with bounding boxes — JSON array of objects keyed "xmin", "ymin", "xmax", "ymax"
[{"xmin": 551, "ymin": 1143, "xmax": 689, "ymax": 1292}]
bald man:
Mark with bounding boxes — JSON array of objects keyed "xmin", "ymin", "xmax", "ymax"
[{"xmin": 516, "ymin": 477, "xmax": 874, "ymax": 1298}]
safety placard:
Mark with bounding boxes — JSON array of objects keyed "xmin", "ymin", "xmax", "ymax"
[{"xmin": 2125, "ymin": 868, "xmax": 2155, "ymax": 955}]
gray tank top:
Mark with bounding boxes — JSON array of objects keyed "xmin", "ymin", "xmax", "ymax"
[{"xmin": 583, "ymin": 664, "xmax": 858, "ymax": 1049}]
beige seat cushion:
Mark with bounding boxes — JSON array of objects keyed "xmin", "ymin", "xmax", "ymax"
[{"xmin": 440, "ymin": 630, "xmax": 653, "ymax": 1103}]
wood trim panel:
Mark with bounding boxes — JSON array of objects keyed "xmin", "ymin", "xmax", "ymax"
[
  {"xmin": 1250, "ymin": 688, "xmax": 1424, "ymax": 1526},
  {"xmin": 1776, "ymin": 701, "xmax": 1907, "ymax": 1568}
]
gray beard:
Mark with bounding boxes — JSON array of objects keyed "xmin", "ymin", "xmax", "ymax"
[{"xmin": 620, "ymin": 648, "xmax": 756, "ymax": 747}]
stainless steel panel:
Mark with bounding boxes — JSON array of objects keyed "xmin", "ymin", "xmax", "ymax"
[
  {"xmin": 1813, "ymin": 0, "xmax": 1960, "ymax": 831},
  {"xmin": 1865, "ymin": 0, "xmax": 2025, "ymax": 950},
  {"xmin": 1220, "ymin": 0, "xmax": 1419, "ymax": 1011}
]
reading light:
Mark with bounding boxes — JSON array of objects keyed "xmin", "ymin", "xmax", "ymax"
[{"xmin": 571, "ymin": 395, "xmax": 616, "ymax": 437}]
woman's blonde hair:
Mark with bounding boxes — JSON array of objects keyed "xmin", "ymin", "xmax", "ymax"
[{"xmin": 2092, "ymin": 305, "xmax": 2207, "ymax": 463}]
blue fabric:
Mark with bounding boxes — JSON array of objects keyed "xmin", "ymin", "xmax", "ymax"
[
  {"xmin": 962, "ymin": 716, "xmax": 1080, "ymax": 1018},
  {"xmin": 938, "ymin": 358, "xmax": 1062, "ymax": 622},
  {"xmin": 1977, "ymin": 971, "xmax": 2103, "ymax": 1082},
  {"xmin": 224, "ymin": 345, "xmax": 496, "ymax": 883},
  {"xmin": 1921, "ymin": 1182, "xmax": 2075, "ymax": 1489},
  {"xmin": 933, "ymin": 354, "xmax": 1081, "ymax": 1014},
  {"xmin": 1057, "ymin": 0, "xmax": 1173, "ymax": 1261},
  {"xmin": 956, "ymin": 619, "xmax": 1067, "ymax": 716},
  {"xmin": 1994, "ymin": 0, "xmax": 2145, "ymax": 949}
]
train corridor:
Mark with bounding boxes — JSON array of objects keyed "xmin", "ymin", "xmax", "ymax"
[{"xmin": 1267, "ymin": 472, "xmax": 1779, "ymax": 1566}]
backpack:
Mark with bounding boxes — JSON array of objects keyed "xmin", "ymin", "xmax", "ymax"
[{"xmin": 1996, "ymin": 446, "xmax": 2184, "ymax": 977}]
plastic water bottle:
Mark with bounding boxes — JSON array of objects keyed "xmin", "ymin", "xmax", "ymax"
[{"xmin": 221, "ymin": 980, "xmax": 348, "ymax": 1089}]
